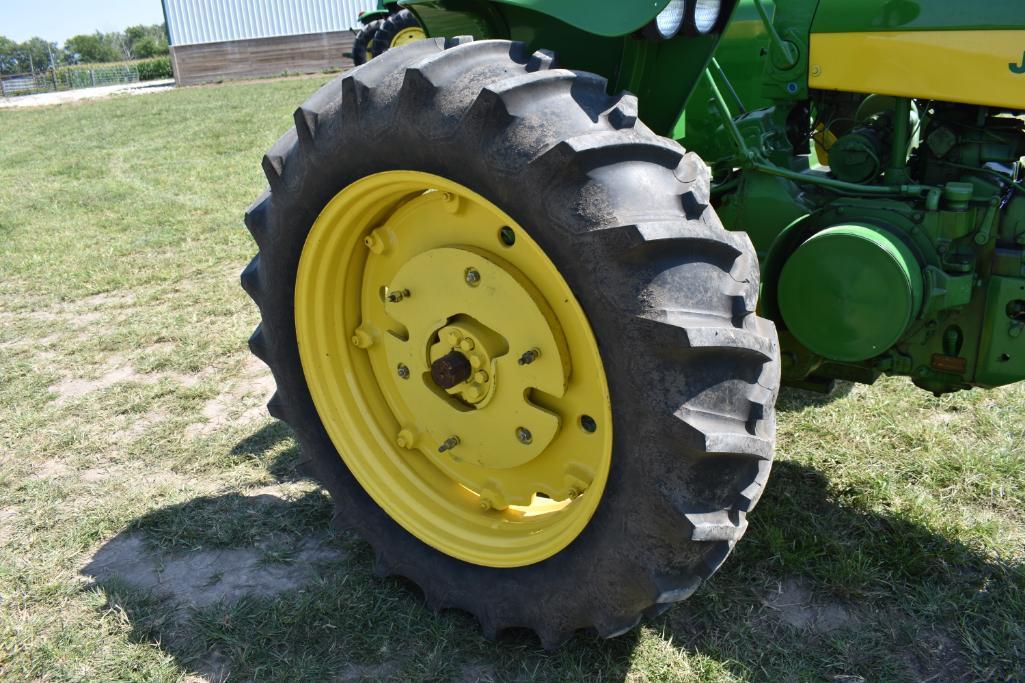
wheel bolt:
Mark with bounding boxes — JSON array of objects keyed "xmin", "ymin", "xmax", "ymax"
[
  {"xmin": 396, "ymin": 363, "xmax": 410, "ymax": 379},
  {"xmin": 518, "ymin": 348, "xmax": 540, "ymax": 365},
  {"xmin": 516, "ymin": 427, "xmax": 533, "ymax": 445},
  {"xmin": 568, "ymin": 488, "xmax": 581, "ymax": 500},
  {"xmin": 459, "ymin": 338, "xmax": 475, "ymax": 352},
  {"xmin": 464, "ymin": 268, "xmax": 481, "ymax": 286},
  {"xmin": 386, "ymin": 288, "xmax": 410, "ymax": 303},
  {"xmin": 479, "ymin": 498, "xmax": 492, "ymax": 510},
  {"xmin": 473, "ymin": 370, "xmax": 488, "ymax": 383},
  {"xmin": 438, "ymin": 436, "xmax": 460, "ymax": 453}
]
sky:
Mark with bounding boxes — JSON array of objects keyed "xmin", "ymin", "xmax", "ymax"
[{"xmin": 1, "ymin": 0, "xmax": 166, "ymax": 44}]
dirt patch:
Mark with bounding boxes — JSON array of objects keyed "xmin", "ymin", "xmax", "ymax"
[
  {"xmin": 31, "ymin": 459, "xmax": 74, "ymax": 479},
  {"xmin": 69, "ymin": 311, "xmax": 104, "ymax": 326},
  {"xmin": 49, "ymin": 355, "xmax": 207, "ymax": 404},
  {"xmin": 455, "ymin": 662, "xmax": 498, "ymax": 682},
  {"xmin": 82, "ymin": 530, "xmax": 345, "ymax": 610},
  {"xmin": 0, "ymin": 506, "xmax": 18, "ymax": 545},
  {"xmin": 185, "ymin": 356, "xmax": 275, "ymax": 438},
  {"xmin": 49, "ymin": 361, "xmax": 139, "ymax": 403},
  {"xmin": 763, "ymin": 577, "xmax": 858, "ymax": 633},
  {"xmin": 111, "ymin": 409, "xmax": 170, "ymax": 442},
  {"xmin": 77, "ymin": 292, "xmax": 137, "ymax": 308}
]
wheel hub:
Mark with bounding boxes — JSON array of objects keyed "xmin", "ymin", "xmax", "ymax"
[
  {"xmin": 380, "ymin": 246, "xmax": 564, "ymax": 475},
  {"xmin": 295, "ymin": 171, "xmax": 612, "ymax": 566}
]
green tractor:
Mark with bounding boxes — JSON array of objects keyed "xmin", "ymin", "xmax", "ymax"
[
  {"xmin": 349, "ymin": 1, "xmax": 426, "ymax": 65},
  {"xmin": 243, "ymin": 0, "xmax": 1025, "ymax": 647}
]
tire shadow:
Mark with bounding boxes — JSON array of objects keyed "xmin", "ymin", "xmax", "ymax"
[
  {"xmin": 229, "ymin": 420, "xmax": 308, "ymax": 482},
  {"xmin": 78, "ymin": 427, "xmax": 1021, "ymax": 681},
  {"xmin": 777, "ymin": 381, "xmax": 856, "ymax": 412},
  {"xmin": 653, "ymin": 460, "xmax": 1023, "ymax": 681}
]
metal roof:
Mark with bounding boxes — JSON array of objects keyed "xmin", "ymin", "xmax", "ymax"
[{"xmin": 162, "ymin": 0, "xmax": 377, "ymax": 46}]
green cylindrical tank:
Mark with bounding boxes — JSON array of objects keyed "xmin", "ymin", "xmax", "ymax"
[{"xmin": 777, "ymin": 224, "xmax": 924, "ymax": 362}]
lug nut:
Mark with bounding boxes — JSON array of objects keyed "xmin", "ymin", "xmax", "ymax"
[
  {"xmin": 473, "ymin": 370, "xmax": 489, "ymax": 383},
  {"xmin": 459, "ymin": 338, "xmax": 475, "ymax": 352},
  {"xmin": 568, "ymin": 488, "xmax": 581, "ymax": 500},
  {"xmin": 518, "ymin": 348, "xmax": 540, "ymax": 365},
  {"xmin": 464, "ymin": 268, "xmax": 481, "ymax": 287},
  {"xmin": 396, "ymin": 363, "xmax": 410, "ymax": 379},
  {"xmin": 479, "ymin": 498, "xmax": 492, "ymax": 510},
  {"xmin": 516, "ymin": 427, "xmax": 533, "ymax": 445},
  {"xmin": 363, "ymin": 230, "xmax": 387, "ymax": 254},
  {"xmin": 396, "ymin": 429, "xmax": 416, "ymax": 449},
  {"xmin": 438, "ymin": 436, "xmax": 460, "ymax": 453},
  {"xmin": 351, "ymin": 327, "xmax": 374, "ymax": 348}
]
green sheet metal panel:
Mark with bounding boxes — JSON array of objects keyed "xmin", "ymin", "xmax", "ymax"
[
  {"xmin": 811, "ymin": 0, "xmax": 1025, "ymax": 33},
  {"xmin": 458, "ymin": 0, "xmax": 674, "ymax": 37}
]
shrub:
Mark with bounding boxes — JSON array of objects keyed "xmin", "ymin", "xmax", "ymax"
[{"xmin": 135, "ymin": 56, "xmax": 172, "ymax": 81}]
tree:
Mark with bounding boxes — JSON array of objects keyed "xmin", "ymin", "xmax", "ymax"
[
  {"xmin": 0, "ymin": 36, "xmax": 18, "ymax": 74},
  {"xmin": 16, "ymin": 37, "xmax": 61, "ymax": 71},
  {"xmin": 64, "ymin": 32, "xmax": 119, "ymax": 64},
  {"xmin": 124, "ymin": 24, "xmax": 169, "ymax": 59},
  {"xmin": 0, "ymin": 36, "xmax": 62, "ymax": 74}
]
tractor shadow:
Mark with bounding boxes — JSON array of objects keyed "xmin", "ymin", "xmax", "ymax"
[
  {"xmin": 776, "ymin": 380, "xmax": 855, "ymax": 412},
  {"xmin": 78, "ymin": 425, "xmax": 1020, "ymax": 681}
]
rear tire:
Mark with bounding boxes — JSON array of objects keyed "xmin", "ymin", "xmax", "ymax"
[
  {"xmin": 243, "ymin": 37, "xmax": 780, "ymax": 648},
  {"xmin": 351, "ymin": 20, "xmax": 383, "ymax": 65},
  {"xmin": 370, "ymin": 9, "xmax": 425, "ymax": 57}
]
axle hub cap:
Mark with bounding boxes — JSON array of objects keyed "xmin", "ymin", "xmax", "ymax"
[{"xmin": 295, "ymin": 171, "xmax": 612, "ymax": 567}]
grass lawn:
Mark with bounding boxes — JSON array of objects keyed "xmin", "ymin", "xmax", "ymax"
[{"xmin": 0, "ymin": 75, "xmax": 1023, "ymax": 682}]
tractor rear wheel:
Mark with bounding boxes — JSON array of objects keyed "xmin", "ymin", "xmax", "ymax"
[
  {"xmin": 350, "ymin": 20, "xmax": 384, "ymax": 66},
  {"xmin": 243, "ymin": 37, "xmax": 780, "ymax": 648},
  {"xmin": 370, "ymin": 9, "xmax": 426, "ymax": 58}
]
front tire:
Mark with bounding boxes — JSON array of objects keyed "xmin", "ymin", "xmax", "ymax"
[{"xmin": 243, "ymin": 37, "xmax": 780, "ymax": 648}]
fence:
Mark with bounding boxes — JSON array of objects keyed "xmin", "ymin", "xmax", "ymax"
[{"xmin": 0, "ymin": 64, "xmax": 140, "ymax": 97}]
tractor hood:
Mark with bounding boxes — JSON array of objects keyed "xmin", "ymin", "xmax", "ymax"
[
  {"xmin": 810, "ymin": 0, "xmax": 1025, "ymax": 111},
  {"xmin": 811, "ymin": 0, "xmax": 1025, "ymax": 33}
]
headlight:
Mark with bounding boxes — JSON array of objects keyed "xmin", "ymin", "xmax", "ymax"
[
  {"xmin": 652, "ymin": 0, "xmax": 687, "ymax": 39},
  {"xmin": 692, "ymin": 0, "xmax": 723, "ymax": 34}
]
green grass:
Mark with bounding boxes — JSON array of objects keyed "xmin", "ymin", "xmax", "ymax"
[{"xmin": 0, "ymin": 77, "xmax": 1023, "ymax": 682}]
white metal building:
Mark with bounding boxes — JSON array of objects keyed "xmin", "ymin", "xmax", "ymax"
[{"xmin": 161, "ymin": 0, "xmax": 377, "ymax": 85}]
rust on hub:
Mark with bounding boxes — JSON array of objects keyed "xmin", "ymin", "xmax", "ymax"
[{"xmin": 431, "ymin": 350, "xmax": 472, "ymax": 389}]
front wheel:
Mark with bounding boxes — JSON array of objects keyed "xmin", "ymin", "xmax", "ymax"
[{"xmin": 243, "ymin": 37, "xmax": 780, "ymax": 648}]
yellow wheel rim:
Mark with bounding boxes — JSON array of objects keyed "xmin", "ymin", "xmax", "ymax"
[
  {"xmin": 391, "ymin": 26, "xmax": 426, "ymax": 48},
  {"xmin": 296, "ymin": 171, "xmax": 613, "ymax": 567}
]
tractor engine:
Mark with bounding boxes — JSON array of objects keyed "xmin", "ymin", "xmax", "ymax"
[{"xmin": 767, "ymin": 103, "xmax": 1025, "ymax": 394}]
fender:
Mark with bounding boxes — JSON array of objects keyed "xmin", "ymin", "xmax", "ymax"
[{"xmin": 404, "ymin": 0, "xmax": 674, "ymax": 37}]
